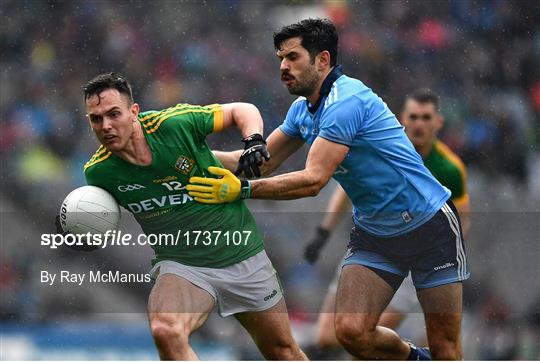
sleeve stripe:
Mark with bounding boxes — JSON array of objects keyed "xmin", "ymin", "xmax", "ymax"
[
  {"xmin": 145, "ymin": 108, "xmax": 217, "ymax": 134},
  {"xmin": 212, "ymin": 106, "xmax": 224, "ymax": 133},
  {"xmin": 139, "ymin": 104, "xmax": 189, "ymax": 123},
  {"xmin": 142, "ymin": 104, "xmax": 197, "ymax": 127},
  {"xmin": 143, "ymin": 104, "xmax": 219, "ymax": 129}
]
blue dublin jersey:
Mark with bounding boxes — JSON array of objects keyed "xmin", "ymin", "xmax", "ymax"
[{"xmin": 280, "ymin": 66, "xmax": 450, "ymax": 236}]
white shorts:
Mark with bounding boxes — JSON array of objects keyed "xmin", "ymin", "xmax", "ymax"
[
  {"xmin": 328, "ymin": 267, "xmax": 419, "ymax": 313},
  {"xmin": 149, "ymin": 251, "xmax": 283, "ymax": 317}
]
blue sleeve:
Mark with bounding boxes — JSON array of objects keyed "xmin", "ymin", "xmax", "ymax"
[
  {"xmin": 318, "ymin": 96, "xmax": 364, "ymax": 146},
  {"xmin": 279, "ymin": 102, "xmax": 302, "ymax": 138}
]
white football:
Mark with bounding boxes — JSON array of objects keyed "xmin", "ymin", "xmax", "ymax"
[{"xmin": 59, "ymin": 186, "xmax": 120, "ymax": 234}]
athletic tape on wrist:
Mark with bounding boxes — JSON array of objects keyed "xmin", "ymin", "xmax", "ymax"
[{"xmin": 240, "ymin": 180, "xmax": 251, "ymax": 199}]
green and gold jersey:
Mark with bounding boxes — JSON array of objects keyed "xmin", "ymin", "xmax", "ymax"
[
  {"xmin": 424, "ymin": 140, "xmax": 469, "ymax": 209},
  {"xmin": 83, "ymin": 103, "xmax": 264, "ymax": 268}
]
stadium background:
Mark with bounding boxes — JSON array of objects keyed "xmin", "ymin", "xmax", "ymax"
[{"xmin": 1, "ymin": 0, "xmax": 539, "ymax": 360}]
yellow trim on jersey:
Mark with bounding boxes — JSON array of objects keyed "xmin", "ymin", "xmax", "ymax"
[
  {"xmin": 139, "ymin": 103, "xmax": 190, "ymax": 124},
  {"xmin": 84, "ymin": 150, "xmax": 112, "ymax": 171},
  {"xmin": 145, "ymin": 107, "xmax": 220, "ymax": 134},
  {"xmin": 87, "ymin": 145, "xmax": 106, "ymax": 162},
  {"xmin": 143, "ymin": 104, "xmax": 218, "ymax": 129},
  {"xmin": 139, "ymin": 112, "xmax": 156, "ymax": 123},
  {"xmin": 452, "ymin": 194, "xmax": 470, "ymax": 210},
  {"xmin": 435, "ymin": 140, "xmax": 468, "ymax": 192},
  {"xmin": 212, "ymin": 106, "xmax": 224, "ymax": 133}
]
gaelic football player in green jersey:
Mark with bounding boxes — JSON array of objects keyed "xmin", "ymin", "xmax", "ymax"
[
  {"xmin": 304, "ymin": 89, "xmax": 470, "ymax": 356},
  {"xmin": 80, "ymin": 73, "xmax": 306, "ymax": 360},
  {"xmin": 401, "ymin": 89, "xmax": 470, "ymax": 234}
]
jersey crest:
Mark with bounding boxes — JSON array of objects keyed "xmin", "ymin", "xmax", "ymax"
[{"xmin": 175, "ymin": 155, "xmax": 195, "ymax": 175}]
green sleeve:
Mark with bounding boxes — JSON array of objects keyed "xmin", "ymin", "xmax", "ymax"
[
  {"xmin": 185, "ymin": 104, "xmax": 223, "ymax": 141},
  {"xmin": 149, "ymin": 104, "xmax": 223, "ymax": 143},
  {"xmin": 83, "ymin": 163, "xmax": 102, "ymax": 187},
  {"xmin": 138, "ymin": 104, "xmax": 222, "ymax": 141}
]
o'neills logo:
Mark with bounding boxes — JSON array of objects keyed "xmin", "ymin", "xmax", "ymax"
[
  {"xmin": 153, "ymin": 175, "xmax": 177, "ymax": 183},
  {"xmin": 264, "ymin": 289, "xmax": 278, "ymax": 301},
  {"xmin": 434, "ymin": 262, "xmax": 455, "ymax": 271}
]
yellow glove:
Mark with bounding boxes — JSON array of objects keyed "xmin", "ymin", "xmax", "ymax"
[{"xmin": 187, "ymin": 166, "xmax": 251, "ymax": 204}]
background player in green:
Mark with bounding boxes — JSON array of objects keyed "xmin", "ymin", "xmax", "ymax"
[
  {"xmin": 80, "ymin": 73, "xmax": 306, "ymax": 360},
  {"xmin": 304, "ymin": 89, "xmax": 470, "ymax": 356}
]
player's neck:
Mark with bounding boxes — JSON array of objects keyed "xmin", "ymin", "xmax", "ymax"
[
  {"xmin": 307, "ymin": 68, "xmax": 333, "ymax": 105},
  {"xmin": 307, "ymin": 89, "xmax": 320, "ymax": 106},
  {"xmin": 114, "ymin": 122, "xmax": 152, "ymax": 166},
  {"xmin": 416, "ymin": 140, "xmax": 435, "ymax": 158}
]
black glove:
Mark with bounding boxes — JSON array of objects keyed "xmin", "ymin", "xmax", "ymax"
[
  {"xmin": 235, "ymin": 134, "xmax": 270, "ymax": 178},
  {"xmin": 304, "ymin": 226, "xmax": 331, "ymax": 264},
  {"xmin": 55, "ymin": 215, "xmax": 99, "ymax": 252}
]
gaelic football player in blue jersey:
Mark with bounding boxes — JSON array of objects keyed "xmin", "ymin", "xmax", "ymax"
[{"xmin": 188, "ymin": 19, "xmax": 469, "ymax": 360}]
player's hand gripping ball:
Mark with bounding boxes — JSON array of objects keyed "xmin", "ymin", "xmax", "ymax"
[
  {"xmin": 188, "ymin": 167, "xmax": 250, "ymax": 204},
  {"xmin": 235, "ymin": 133, "xmax": 270, "ymax": 178}
]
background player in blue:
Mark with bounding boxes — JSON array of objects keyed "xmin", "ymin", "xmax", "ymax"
[{"xmin": 188, "ymin": 19, "xmax": 469, "ymax": 360}]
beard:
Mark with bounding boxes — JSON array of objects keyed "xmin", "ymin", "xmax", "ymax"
[{"xmin": 283, "ymin": 67, "xmax": 320, "ymax": 97}]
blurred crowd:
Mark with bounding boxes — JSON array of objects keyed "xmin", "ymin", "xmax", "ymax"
[
  {"xmin": 1, "ymin": 0, "xmax": 539, "ymax": 194},
  {"xmin": 1, "ymin": 0, "xmax": 539, "ymax": 360}
]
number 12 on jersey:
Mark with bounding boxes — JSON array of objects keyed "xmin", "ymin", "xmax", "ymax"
[{"xmin": 161, "ymin": 181, "xmax": 185, "ymax": 191}]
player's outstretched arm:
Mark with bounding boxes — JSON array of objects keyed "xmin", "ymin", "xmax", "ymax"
[
  {"xmin": 213, "ymin": 128, "xmax": 304, "ymax": 177},
  {"xmin": 248, "ymin": 137, "xmax": 348, "ymax": 199},
  {"xmin": 260, "ymin": 128, "xmax": 305, "ymax": 176},
  {"xmin": 187, "ymin": 137, "xmax": 348, "ymax": 204}
]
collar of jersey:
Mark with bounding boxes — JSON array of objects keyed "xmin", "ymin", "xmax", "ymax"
[{"xmin": 307, "ymin": 64, "xmax": 344, "ymax": 114}]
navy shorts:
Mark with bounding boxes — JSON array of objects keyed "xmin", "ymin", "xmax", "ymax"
[{"xmin": 342, "ymin": 201, "xmax": 469, "ymax": 289}]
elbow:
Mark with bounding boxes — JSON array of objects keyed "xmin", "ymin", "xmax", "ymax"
[
  {"xmin": 305, "ymin": 176, "xmax": 327, "ymax": 197},
  {"xmin": 232, "ymin": 102, "xmax": 260, "ymax": 119},
  {"xmin": 306, "ymin": 185, "xmax": 321, "ymax": 197},
  {"xmin": 232, "ymin": 101, "xmax": 256, "ymax": 110},
  {"xmin": 237, "ymin": 102, "xmax": 258, "ymax": 110}
]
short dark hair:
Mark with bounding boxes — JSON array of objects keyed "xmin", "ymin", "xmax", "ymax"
[
  {"xmin": 405, "ymin": 88, "xmax": 440, "ymax": 111},
  {"xmin": 83, "ymin": 72, "xmax": 133, "ymax": 104},
  {"xmin": 273, "ymin": 18, "xmax": 338, "ymax": 66}
]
